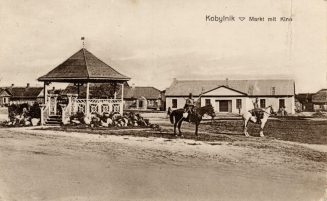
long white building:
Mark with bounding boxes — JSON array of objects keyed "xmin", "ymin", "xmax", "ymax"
[{"xmin": 165, "ymin": 79, "xmax": 295, "ymax": 114}]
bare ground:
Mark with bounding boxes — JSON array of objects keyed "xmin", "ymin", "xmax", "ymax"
[{"xmin": 0, "ymin": 124, "xmax": 326, "ymax": 201}]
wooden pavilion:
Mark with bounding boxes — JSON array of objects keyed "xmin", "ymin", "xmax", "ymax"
[{"xmin": 38, "ymin": 48, "xmax": 130, "ymax": 125}]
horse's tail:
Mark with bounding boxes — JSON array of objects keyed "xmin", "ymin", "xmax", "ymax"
[{"xmin": 169, "ymin": 111, "xmax": 175, "ymax": 124}]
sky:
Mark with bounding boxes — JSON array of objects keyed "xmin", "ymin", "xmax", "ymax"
[{"xmin": 0, "ymin": 0, "xmax": 326, "ymax": 93}]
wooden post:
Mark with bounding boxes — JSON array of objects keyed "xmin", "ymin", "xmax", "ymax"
[
  {"xmin": 77, "ymin": 83, "xmax": 80, "ymax": 97},
  {"xmin": 60, "ymin": 104, "xmax": 66, "ymax": 124},
  {"xmin": 86, "ymin": 82, "xmax": 90, "ymax": 115},
  {"xmin": 40, "ymin": 104, "xmax": 45, "ymax": 126},
  {"xmin": 120, "ymin": 83, "xmax": 124, "ymax": 114},
  {"xmin": 53, "ymin": 94, "xmax": 58, "ymax": 115},
  {"xmin": 43, "ymin": 82, "xmax": 48, "ymax": 104},
  {"xmin": 121, "ymin": 83, "xmax": 124, "ymax": 101}
]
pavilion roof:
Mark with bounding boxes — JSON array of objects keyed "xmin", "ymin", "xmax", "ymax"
[{"xmin": 38, "ymin": 48, "xmax": 130, "ymax": 83}]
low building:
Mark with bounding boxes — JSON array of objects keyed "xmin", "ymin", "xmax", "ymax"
[
  {"xmin": 0, "ymin": 84, "xmax": 44, "ymax": 105},
  {"xmin": 0, "ymin": 89, "xmax": 11, "ymax": 106},
  {"xmin": 312, "ymin": 89, "xmax": 327, "ymax": 111},
  {"xmin": 165, "ymin": 79, "xmax": 295, "ymax": 114},
  {"xmin": 122, "ymin": 86, "xmax": 162, "ymax": 110},
  {"xmin": 295, "ymin": 93, "xmax": 314, "ymax": 112}
]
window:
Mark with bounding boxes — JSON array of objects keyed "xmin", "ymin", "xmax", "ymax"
[
  {"xmin": 236, "ymin": 99, "xmax": 242, "ymax": 109},
  {"xmin": 205, "ymin": 99, "xmax": 211, "ymax": 106},
  {"xmin": 260, "ymin": 99, "xmax": 266, "ymax": 108},
  {"xmin": 271, "ymin": 87, "xmax": 276, "ymax": 95},
  {"xmin": 279, "ymin": 99, "xmax": 285, "ymax": 108},
  {"xmin": 139, "ymin": 101, "xmax": 143, "ymax": 108},
  {"xmin": 172, "ymin": 99, "xmax": 177, "ymax": 108}
]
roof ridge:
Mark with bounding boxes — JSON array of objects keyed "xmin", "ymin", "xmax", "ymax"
[{"xmin": 82, "ymin": 48, "xmax": 90, "ymax": 79}]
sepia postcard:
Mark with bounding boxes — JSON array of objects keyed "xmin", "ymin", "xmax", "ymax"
[{"xmin": 0, "ymin": 0, "xmax": 326, "ymax": 200}]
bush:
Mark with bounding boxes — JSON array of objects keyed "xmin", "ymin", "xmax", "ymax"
[{"xmin": 29, "ymin": 102, "xmax": 41, "ymax": 119}]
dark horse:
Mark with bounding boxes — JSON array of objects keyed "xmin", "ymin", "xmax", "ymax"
[{"xmin": 169, "ymin": 104, "xmax": 216, "ymax": 136}]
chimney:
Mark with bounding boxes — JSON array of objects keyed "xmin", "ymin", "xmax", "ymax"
[
  {"xmin": 11, "ymin": 84, "xmax": 14, "ymax": 88},
  {"xmin": 53, "ymin": 86, "xmax": 55, "ymax": 91},
  {"xmin": 225, "ymin": 78, "xmax": 229, "ymax": 87},
  {"xmin": 26, "ymin": 83, "xmax": 30, "ymax": 88},
  {"xmin": 132, "ymin": 83, "xmax": 136, "ymax": 89}
]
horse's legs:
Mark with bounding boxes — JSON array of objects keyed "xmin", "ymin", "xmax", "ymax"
[
  {"xmin": 195, "ymin": 123, "xmax": 199, "ymax": 136},
  {"xmin": 244, "ymin": 119, "xmax": 250, "ymax": 137},
  {"xmin": 173, "ymin": 122, "xmax": 177, "ymax": 136},
  {"xmin": 177, "ymin": 119, "xmax": 184, "ymax": 137},
  {"xmin": 259, "ymin": 120, "xmax": 267, "ymax": 137}
]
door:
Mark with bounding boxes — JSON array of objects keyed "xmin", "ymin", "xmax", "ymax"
[
  {"xmin": 279, "ymin": 99, "xmax": 285, "ymax": 108},
  {"xmin": 219, "ymin": 100, "xmax": 232, "ymax": 112}
]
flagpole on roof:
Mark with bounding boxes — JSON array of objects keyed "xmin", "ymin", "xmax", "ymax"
[{"xmin": 81, "ymin": 37, "xmax": 85, "ymax": 48}]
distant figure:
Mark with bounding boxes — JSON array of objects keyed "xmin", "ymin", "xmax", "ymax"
[
  {"xmin": 253, "ymin": 98, "xmax": 259, "ymax": 109},
  {"xmin": 279, "ymin": 107, "xmax": 287, "ymax": 116},
  {"xmin": 183, "ymin": 93, "xmax": 195, "ymax": 118}
]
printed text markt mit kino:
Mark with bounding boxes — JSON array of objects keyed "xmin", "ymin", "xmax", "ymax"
[{"xmin": 205, "ymin": 15, "xmax": 293, "ymax": 22}]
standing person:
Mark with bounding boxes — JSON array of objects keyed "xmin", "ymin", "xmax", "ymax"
[
  {"xmin": 253, "ymin": 98, "xmax": 259, "ymax": 109},
  {"xmin": 183, "ymin": 93, "xmax": 195, "ymax": 118}
]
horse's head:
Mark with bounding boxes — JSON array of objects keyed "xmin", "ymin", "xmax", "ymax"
[{"xmin": 204, "ymin": 104, "xmax": 216, "ymax": 119}]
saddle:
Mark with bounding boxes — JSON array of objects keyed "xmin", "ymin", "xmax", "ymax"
[
  {"xmin": 183, "ymin": 106, "xmax": 196, "ymax": 119},
  {"xmin": 249, "ymin": 109, "xmax": 264, "ymax": 123}
]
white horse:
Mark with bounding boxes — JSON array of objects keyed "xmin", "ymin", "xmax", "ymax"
[{"xmin": 242, "ymin": 105, "xmax": 275, "ymax": 137}]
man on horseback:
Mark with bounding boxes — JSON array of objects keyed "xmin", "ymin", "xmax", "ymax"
[
  {"xmin": 250, "ymin": 98, "xmax": 264, "ymax": 124},
  {"xmin": 183, "ymin": 93, "xmax": 195, "ymax": 118}
]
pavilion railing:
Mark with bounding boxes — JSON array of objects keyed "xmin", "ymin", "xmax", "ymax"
[
  {"xmin": 71, "ymin": 99, "xmax": 123, "ymax": 116},
  {"xmin": 60, "ymin": 101, "xmax": 72, "ymax": 124},
  {"xmin": 40, "ymin": 103, "xmax": 50, "ymax": 125}
]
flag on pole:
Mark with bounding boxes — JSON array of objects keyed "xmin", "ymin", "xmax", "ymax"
[{"xmin": 81, "ymin": 37, "xmax": 85, "ymax": 48}]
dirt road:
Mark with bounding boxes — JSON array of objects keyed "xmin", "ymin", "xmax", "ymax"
[{"xmin": 0, "ymin": 127, "xmax": 326, "ymax": 201}]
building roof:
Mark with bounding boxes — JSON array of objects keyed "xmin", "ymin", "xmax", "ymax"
[
  {"xmin": 0, "ymin": 88, "xmax": 11, "ymax": 97},
  {"xmin": 5, "ymin": 87, "xmax": 43, "ymax": 99},
  {"xmin": 165, "ymin": 79, "xmax": 295, "ymax": 96},
  {"xmin": 312, "ymin": 89, "xmax": 327, "ymax": 103},
  {"xmin": 38, "ymin": 48, "xmax": 130, "ymax": 82},
  {"xmin": 122, "ymin": 86, "xmax": 161, "ymax": 99}
]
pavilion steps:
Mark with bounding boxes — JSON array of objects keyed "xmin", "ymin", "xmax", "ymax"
[{"xmin": 45, "ymin": 115, "xmax": 62, "ymax": 125}]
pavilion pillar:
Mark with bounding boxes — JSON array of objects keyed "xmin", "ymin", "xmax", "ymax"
[
  {"xmin": 114, "ymin": 82, "xmax": 117, "ymax": 99},
  {"xmin": 120, "ymin": 83, "xmax": 124, "ymax": 113},
  {"xmin": 86, "ymin": 82, "xmax": 90, "ymax": 115},
  {"xmin": 43, "ymin": 82, "xmax": 48, "ymax": 104}
]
